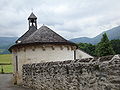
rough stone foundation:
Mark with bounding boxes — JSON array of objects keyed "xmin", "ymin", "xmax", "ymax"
[{"xmin": 22, "ymin": 55, "xmax": 120, "ymax": 90}]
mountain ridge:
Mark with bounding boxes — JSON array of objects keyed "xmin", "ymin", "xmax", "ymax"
[
  {"xmin": 0, "ymin": 37, "xmax": 18, "ymax": 54},
  {"xmin": 70, "ymin": 26, "xmax": 120, "ymax": 44}
]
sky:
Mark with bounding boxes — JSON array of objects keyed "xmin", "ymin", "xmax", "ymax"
[{"xmin": 0, "ymin": 0, "xmax": 120, "ymax": 39}]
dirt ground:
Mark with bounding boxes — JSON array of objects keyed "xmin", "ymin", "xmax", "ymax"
[{"xmin": 0, "ymin": 74, "xmax": 33, "ymax": 90}]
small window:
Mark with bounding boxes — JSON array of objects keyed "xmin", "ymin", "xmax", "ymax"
[{"xmin": 15, "ymin": 56, "xmax": 18, "ymax": 71}]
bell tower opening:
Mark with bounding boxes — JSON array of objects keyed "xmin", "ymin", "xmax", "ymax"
[{"xmin": 28, "ymin": 12, "xmax": 37, "ymax": 29}]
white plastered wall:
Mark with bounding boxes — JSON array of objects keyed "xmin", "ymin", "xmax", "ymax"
[
  {"xmin": 12, "ymin": 45, "xmax": 75, "ymax": 84},
  {"xmin": 25, "ymin": 46, "xmax": 74, "ymax": 63},
  {"xmin": 76, "ymin": 49, "xmax": 93, "ymax": 59}
]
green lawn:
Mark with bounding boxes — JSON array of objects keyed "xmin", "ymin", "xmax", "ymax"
[
  {"xmin": 0, "ymin": 54, "xmax": 13, "ymax": 73},
  {"xmin": 0, "ymin": 54, "xmax": 12, "ymax": 63}
]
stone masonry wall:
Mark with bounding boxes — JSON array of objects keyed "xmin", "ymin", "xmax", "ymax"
[{"xmin": 22, "ymin": 55, "xmax": 120, "ymax": 90}]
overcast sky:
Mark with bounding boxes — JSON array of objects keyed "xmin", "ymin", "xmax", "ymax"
[{"xmin": 0, "ymin": 0, "xmax": 120, "ymax": 39}]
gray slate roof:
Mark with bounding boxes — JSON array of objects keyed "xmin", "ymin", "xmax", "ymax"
[
  {"xmin": 9, "ymin": 13, "xmax": 77, "ymax": 52},
  {"xmin": 9, "ymin": 25, "xmax": 76, "ymax": 51},
  {"xmin": 21, "ymin": 25, "xmax": 75, "ymax": 45},
  {"xmin": 16, "ymin": 26, "xmax": 37, "ymax": 43},
  {"xmin": 28, "ymin": 12, "xmax": 37, "ymax": 20}
]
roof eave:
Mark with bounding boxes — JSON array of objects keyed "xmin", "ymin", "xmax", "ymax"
[{"xmin": 9, "ymin": 42, "xmax": 78, "ymax": 52}]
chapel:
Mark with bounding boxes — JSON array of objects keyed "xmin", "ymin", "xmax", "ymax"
[{"xmin": 9, "ymin": 12, "xmax": 93, "ymax": 84}]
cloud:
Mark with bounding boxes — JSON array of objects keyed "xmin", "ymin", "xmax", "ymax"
[{"xmin": 0, "ymin": 0, "xmax": 120, "ymax": 39}]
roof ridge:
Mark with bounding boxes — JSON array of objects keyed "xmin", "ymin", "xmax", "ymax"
[
  {"xmin": 40, "ymin": 25, "xmax": 68, "ymax": 42},
  {"xmin": 22, "ymin": 27, "xmax": 38, "ymax": 42},
  {"xmin": 16, "ymin": 26, "xmax": 37, "ymax": 43},
  {"xmin": 21, "ymin": 25, "xmax": 76, "ymax": 45}
]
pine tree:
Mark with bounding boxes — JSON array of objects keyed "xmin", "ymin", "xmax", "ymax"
[{"xmin": 95, "ymin": 33, "xmax": 115, "ymax": 56}]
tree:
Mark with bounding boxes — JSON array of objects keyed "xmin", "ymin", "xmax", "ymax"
[
  {"xmin": 110, "ymin": 39, "xmax": 120, "ymax": 54},
  {"xmin": 95, "ymin": 33, "xmax": 115, "ymax": 57},
  {"xmin": 78, "ymin": 43, "xmax": 96, "ymax": 56}
]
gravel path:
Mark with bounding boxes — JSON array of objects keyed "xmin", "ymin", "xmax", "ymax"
[{"xmin": 0, "ymin": 74, "xmax": 33, "ymax": 90}]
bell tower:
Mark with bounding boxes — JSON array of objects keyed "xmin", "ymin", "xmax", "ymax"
[{"xmin": 28, "ymin": 12, "xmax": 37, "ymax": 29}]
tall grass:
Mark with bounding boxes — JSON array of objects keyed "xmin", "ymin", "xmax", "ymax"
[{"xmin": 0, "ymin": 54, "xmax": 13, "ymax": 73}]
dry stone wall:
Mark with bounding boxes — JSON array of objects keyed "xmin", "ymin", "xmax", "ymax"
[{"xmin": 22, "ymin": 55, "xmax": 120, "ymax": 90}]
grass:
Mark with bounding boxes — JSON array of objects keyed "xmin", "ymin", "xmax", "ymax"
[
  {"xmin": 0, "ymin": 54, "xmax": 13, "ymax": 73},
  {"xmin": 0, "ymin": 54, "xmax": 12, "ymax": 63},
  {"xmin": 0, "ymin": 65, "xmax": 13, "ymax": 73}
]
